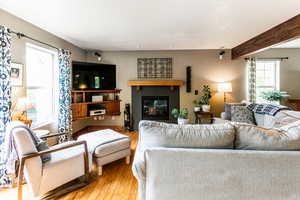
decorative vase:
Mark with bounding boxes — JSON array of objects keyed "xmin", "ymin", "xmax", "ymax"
[
  {"xmin": 178, "ymin": 118, "xmax": 189, "ymax": 125},
  {"xmin": 202, "ymin": 105, "xmax": 210, "ymax": 112},
  {"xmin": 194, "ymin": 107, "xmax": 201, "ymax": 112}
]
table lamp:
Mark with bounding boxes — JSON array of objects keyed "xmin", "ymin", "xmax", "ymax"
[
  {"xmin": 13, "ymin": 97, "xmax": 33, "ymax": 121},
  {"xmin": 217, "ymin": 82, "xmax": 232, "ymax": 103}
]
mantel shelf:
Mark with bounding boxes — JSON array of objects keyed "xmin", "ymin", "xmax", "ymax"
[{"xmin": 128, "ymin": 80, "xmax": 184, "ymax": 87}]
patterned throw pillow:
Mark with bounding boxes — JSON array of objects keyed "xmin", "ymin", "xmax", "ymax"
[
  {"xmin": 231, "ymin": 106, "xmax": 255, "ymax": 125},
  {"xmin": 224, "ymin": 103, "xmax": 246, "ymax": 120}
]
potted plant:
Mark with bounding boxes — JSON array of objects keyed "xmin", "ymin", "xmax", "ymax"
[
  {"xmin": 193, "ymin": 99, "xmax": 201, "ymax": 112},
  {"xmin": 171, "ymin": 108, "xmax": 189, "ymax": 125},
  {"xmin": 199, "ymin": 85, "xmax": 212, "ymax": 112},
  {"xmin": 260, "ymin": 91, "xmax": 289, "ymax": 104}
]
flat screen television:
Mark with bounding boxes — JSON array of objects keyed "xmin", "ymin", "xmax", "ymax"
[{"xmin": 72, "ymin": 61, "xmax": 116, "ymax": 90}]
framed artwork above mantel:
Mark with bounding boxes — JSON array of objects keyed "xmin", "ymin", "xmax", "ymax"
[{"xmin": 137, "ymin": 58, "xmax": 172, "ymax": 79}]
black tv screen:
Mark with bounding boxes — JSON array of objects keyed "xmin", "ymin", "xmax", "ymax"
[{"xmin": 72, "ymin": 61, "xmax": 116, "ymax": 90}]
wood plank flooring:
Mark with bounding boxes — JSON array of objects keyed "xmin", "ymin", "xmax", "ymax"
[{"xmin": 0, "ymin": 126, "xmax": 139, "ymax": 200}]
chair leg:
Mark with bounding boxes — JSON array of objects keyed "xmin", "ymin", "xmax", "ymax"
[
  {"xmin": 98, "ymin": 166, "xmax": 103, "ymax": 176},
  {"xmin": 125, "ymin": 155, "xmax": 130, "ymax": 165},
  {"xmin": 18, "ymin": 159, "xmax": 25, "ymax": 200}
]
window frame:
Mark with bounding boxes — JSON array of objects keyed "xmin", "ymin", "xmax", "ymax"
[
  {"xmin": 255, "ymin": 59, "xmax": 280, "ymax": 102},
  {"xmin": 25, "ymin": 43, "xmax": 58, "ymax": 129}
]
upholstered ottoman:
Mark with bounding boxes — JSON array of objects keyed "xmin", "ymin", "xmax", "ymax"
[{"xmin": 78, "ymin": 129, "xmax": 131, "ymax": 176}]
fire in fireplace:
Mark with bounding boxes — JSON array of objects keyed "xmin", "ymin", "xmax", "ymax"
[{"xmin": 142, "ymin": 96, "xmax": 169, "ymax": 120}]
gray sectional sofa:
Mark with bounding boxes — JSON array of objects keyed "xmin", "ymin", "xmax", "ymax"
[{"xmin": 132, "ymin": 109, "xmax": 300, "ymax": 200}]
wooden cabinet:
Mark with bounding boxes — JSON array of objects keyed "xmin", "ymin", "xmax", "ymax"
[
  {"xmin": 71, "ymin": 90, "xmax": 121, "ymax": 121},
  {"xmin": 106, "ymin": 101, "xmax": 121, "ymax": 115},
  {"xmin": 72, "ymin": 104, "xmax": 88, "ymax": 120}
]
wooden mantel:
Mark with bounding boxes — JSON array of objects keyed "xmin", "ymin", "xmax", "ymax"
[{"xmin": 128, "ymin": 80, "xmax": 184, "ymax": 86}]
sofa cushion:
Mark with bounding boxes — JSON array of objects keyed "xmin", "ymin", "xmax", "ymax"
[
  {"xmin": 273, "ymin": 110, "xmax": 300, "ymax": 128},
  {"xmin": 231, "ymin": 106, "xmax": 255, "ymax": 125},
  {"xmin": 139, "ymin": 120, "xmax": 235, "ymax": 150},
  {"xmin": 224, "ymin": 103, "xmax": 246, "ymax": 120},
  {"xmin": 233, "ymin": 122, "xmax": 300, "ymax": 150}
]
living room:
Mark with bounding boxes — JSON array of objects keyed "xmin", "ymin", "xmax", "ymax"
[{"xmin": 1, "ymin": 1, "xmax": 300, "ymax": 200}]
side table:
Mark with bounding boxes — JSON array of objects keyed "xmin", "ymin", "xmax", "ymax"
[{"xmin": 194, "ymin": 111, "xmax": 214, "ymax": 124}]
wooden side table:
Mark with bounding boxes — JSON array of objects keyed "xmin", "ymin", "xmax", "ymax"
[{"xmin": 194, "ymin": 111, "xmax": 214, "ymax": 124}]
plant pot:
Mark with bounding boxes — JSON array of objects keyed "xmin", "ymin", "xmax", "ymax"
[
  {"xmin": 194, "ymin": 107, "xmax": 201, "ymax": 112},
  {"xmin": 178, "ymin": 118, "xmax": 189, "ymax": 125},
  {"xmin": 202, "ymin": 105, "xmax": 210, "ymax": 112}
]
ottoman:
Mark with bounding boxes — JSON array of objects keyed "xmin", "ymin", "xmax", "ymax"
[{"xmin": 78, "ymin": 129, "xmax": 131, "ymax": 176}]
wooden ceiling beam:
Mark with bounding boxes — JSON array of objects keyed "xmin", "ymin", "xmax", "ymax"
[{"xmin": 231, "ymin": 14, "xmax": 300, "ymax": 59}]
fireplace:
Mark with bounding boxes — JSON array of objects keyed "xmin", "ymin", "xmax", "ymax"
[
  {"xmin": 131, "ymin": 86, "xmax": 180, "ymax": 130},
  {"xmin": 142, "ymin": 96, "xmax": 169, "ymax": 120}
]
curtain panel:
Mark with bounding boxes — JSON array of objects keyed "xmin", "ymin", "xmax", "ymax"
[
  {"xmin": 0, "ymin": 25, "xmax": 12, "ymax": 187},
  {"xmin": 58, "ymin": 49, "xmax": 72, "ymax": 143},
  {"xmin": 247, "ymin": 58, "xmax": 257, "ymax": 103}
]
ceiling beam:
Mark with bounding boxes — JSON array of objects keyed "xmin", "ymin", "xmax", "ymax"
[{"xmin": 231, "ymin": 14, "xmax": 300, "ymax": 59}]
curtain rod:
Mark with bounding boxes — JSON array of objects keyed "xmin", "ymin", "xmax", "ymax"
[
  {"xmin": 8, "ymin": 29, "xmax": 60, "ymax": 51},
  {"xmin": 244, "ymin": 57, "xmax": 289, "ymax": 61}
]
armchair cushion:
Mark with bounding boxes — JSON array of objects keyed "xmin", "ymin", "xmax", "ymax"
[{"xmin": 39, "ymin": 141, "xmax": 86, "ymax": 195}]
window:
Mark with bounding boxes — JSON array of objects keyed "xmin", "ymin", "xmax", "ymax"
[
  {"xmin": 26, "ymin": 44, "xmax": 58, "ymax": 128},
  {"xmin": 255, "ymin": 60, "xmax": 280, "ymax": 103}
]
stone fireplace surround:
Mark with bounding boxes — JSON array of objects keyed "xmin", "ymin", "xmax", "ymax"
[{"xmin": 131, "ymin": 86, "xmax": 180, "ymax": 130}]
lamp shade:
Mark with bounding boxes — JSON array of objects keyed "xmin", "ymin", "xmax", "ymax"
[
  {"xmin": 217, "ymin": 82, "xmax": 232, "ymax": 93},
  {"xmin": 15, "ymin": 97, "xmax": 33, "ymax": 112}
]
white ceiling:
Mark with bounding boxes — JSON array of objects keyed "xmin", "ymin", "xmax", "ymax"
[
  {"xmin": 1, "ymin": 0, "xmax": 300, "ymax": 51},
  {"xmin": 273, "ymin": 38, "xmax": 300, "ymax": 48}
]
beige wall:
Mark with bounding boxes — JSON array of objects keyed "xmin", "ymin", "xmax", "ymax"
[
  {"xmin": 254, "ymin": 48, "xmax": 300, "ymax": 98},
  {"xmin": 0, "ymin": 9, "xmax": 88, "ymax": 132},
  {"xmin": 1, "ymin": 9, "xmax": 255, "ymax": 129},
  {"xmin": 84, "ymin": 50, "xmax": 246, "ymax": 126}
]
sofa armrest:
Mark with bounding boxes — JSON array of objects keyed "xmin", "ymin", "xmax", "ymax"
[{"xmin": 132, "ymin": 146, "xmax": 146, "ymax": 181}]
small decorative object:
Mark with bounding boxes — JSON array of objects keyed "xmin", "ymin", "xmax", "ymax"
[
  {"xmin": 171, "ymin": 108, "xmax": 189, "ymax": 125},
  {"xmin": 11, "ymin": 63, "xmax": 23, "ymax": 86},
  {"xmin": 199, "ymin": 85, "xmax": 212, "ymax": 112},
  {"xmin": 217, "ymin": 82, "xmax": 232, "ymax": 103},
  {"xmin": 260, "ymin": 91, "xmax": 289, "ymax": 104},
  {"xmin": 137, "ymin": 58, "xmax": 172, "ymax": 79}
]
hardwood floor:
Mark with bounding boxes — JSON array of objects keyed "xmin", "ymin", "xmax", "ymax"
[{"xmin": 0, "ymin": 126, "xmax": 139, "ymax": 200}]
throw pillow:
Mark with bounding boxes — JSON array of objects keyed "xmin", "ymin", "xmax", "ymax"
[
  {"xmin": 139, "ymin": 120, "xmax": 235, "ymax": 150},
  {"xmin": 224, "ymin": 103, "xmax": 246, "ymax": 120},
  {"xmin": 231, "ymin": 106, "xmax": 255, "ymax": 125},
  {"xmin": 233, "ymin": 122, "xmax": 300, "ymax": 150}
]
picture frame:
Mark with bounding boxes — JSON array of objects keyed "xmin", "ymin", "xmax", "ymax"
[
  {"xmin": 137, "ymin": 58, "xmax": 172, "ymax": 79},
  {"xmin": 11, "ymin": 63, "xmax": 23, "ymax": 86}
]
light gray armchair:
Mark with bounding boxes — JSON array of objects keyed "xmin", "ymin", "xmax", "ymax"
[{"xmin": 10, "ymin": 123, "xmax": 89, "ymax": 200}]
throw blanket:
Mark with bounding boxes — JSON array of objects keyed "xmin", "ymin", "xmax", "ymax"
[
  {"xmin": 77, "ymin": 129, "xmax": 128, "ymax": 171},
  {"xmin": 3, "ymin": 121, "xmax": 51, "ymax": 175},
  {"xmin": 247, "ymin": 103, "xmax": 290, "ymax": 116},
  {"xmin": 3, "ymin": 121, "xmax": 27, "ymax": 174}
]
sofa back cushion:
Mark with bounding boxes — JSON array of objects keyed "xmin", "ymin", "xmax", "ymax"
[
  {"xmin": 139, "ymin": 120, "xmax": 235, "ymax": 150},
  {"xmin": 233, "ymin": 121, "xmax": 300, "ymax": 150}
]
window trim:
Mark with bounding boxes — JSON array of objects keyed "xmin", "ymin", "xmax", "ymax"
[
  {"xmin": 255, "ymin": 59, "xmax": 280, "ymax": 103},
  {"xmin": 25, "ymin": 43, "xmax": 58, "ymax": 129}
]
